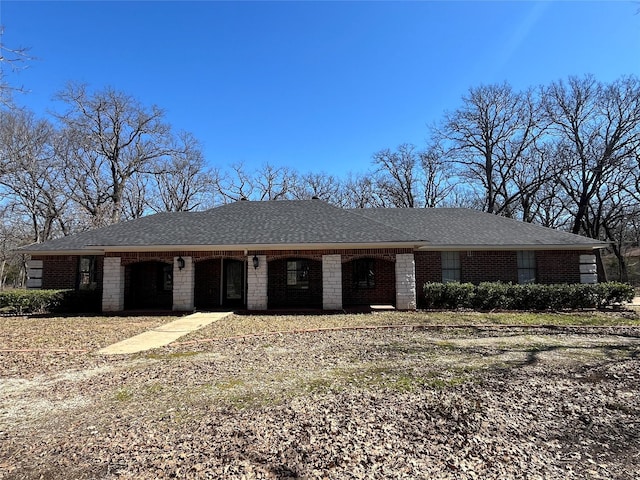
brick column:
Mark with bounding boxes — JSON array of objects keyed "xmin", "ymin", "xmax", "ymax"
[
  {"xmin": 395, "ymin": 253, "xmax": 417, "ymax": 310},
  {"xmin": 102, "ymin": 257, "xmax": 124, "ymax": 312},
  {"xmin": 247, "ymin": 255, "xmax": 267, "ymax": 310},
  {"xmin": 322, "ymin": 254, "xmax": 342, "ymax": 310},
  {"xmin": 173, "ymin": 256, "xmax": 195, "ymax": 311},
  {"xmin": 579, "ymin": 254, "xmax": 598, "ymax": 284}
]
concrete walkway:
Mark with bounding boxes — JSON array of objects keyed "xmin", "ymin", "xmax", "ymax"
[{"xmin": 98, "ymin": 311, "xmax": 232, "ymax": 355}]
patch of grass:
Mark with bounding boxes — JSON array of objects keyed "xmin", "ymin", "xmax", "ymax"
[
  {"xmin": 435, "ymin": 340, "xmax": 458, "ymax": 350},
  {"xmin": 177, "ymin": 311, "xmax": 640, "ymax": 344},
  {"xmin": 383, "ymin": 341, "xmax": 437, "ymax": 356},
  {"xmin": 225, "ymin": 391, "xmax": 273, "ymax": 410},
  {"xmin": 144, "ymin": 351, "xmax": 200, "ymax": 360},
  {"xmin": 114, "ymin": 388, "xmax": 133, "ymax": 402},
  {"xmin": 214, "ymin": 378, "xmax": 245, "ymax": 390},
  {"xmin": 331, "ymin": 365, "xmax": 429, "ymax": 393},
  {"xmin": 144, "ymin": 382, "xmax": 165, "ymax": 395}
]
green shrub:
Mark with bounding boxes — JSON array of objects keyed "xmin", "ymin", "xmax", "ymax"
[
  {"xmin": 0, "ymin": 289, "xmax": 68, "ymax": 314},
  {"xmin": 423, "ymin": 282, "xmax": 446, "ymax": 308},
  {"xmin": 443, "ymin": 282, "xmax": 475, "ymax": 309},
  {"xmin": 423, "ymin": 282, "xmax": 474, "ymax": 308},
  {"xmin": 422, "ymin": 282, "xmax": 635, "ymax": 311},
  {"xmin": 594, "ymin": 282, "xmax": 635, "ymax": 308},
  {"xmin": 473, "ymin": 282, "xmax": 514, "ymax": 310}
]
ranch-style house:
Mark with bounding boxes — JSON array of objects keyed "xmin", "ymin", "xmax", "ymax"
[{"xmin": 21, "ymin": 199, "xmax": 605, "ymax": 312}]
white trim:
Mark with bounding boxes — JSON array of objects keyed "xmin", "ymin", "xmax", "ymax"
[
  {"xmin": 23, "ymin": 241, "xmax": 606, "ymax": 256},
  {"xmin": 417, "ymin": 244, "xmax": 605, "ymax": 252},
  {"xmin": 94, "ymin": 242, "xmax": 422, "ymax": 252},
  {"xmin": 22, "ymin": 249, "xmax": 105, "ymax": 256}
]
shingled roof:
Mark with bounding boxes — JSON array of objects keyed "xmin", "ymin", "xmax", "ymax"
[
  {"xmin": 350, "ymin": 208, "xmax": 604, "ymax": 249},
  {"xmin": 21, "ymin": 199, "xmax": 604, "ymax": 254}
]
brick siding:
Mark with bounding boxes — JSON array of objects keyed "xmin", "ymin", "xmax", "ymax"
[
  {"xmin": 35, "ymin": 247, "xmax": 595, "ymax": 312},
  {"xmin": 34, "ymin": 255, "xmax": 103, "ymax": 291},
  {"xmin": 461, "ymin": 251, "xmax": 519, "ymax": 284},
  {"xmin": 537, "ymin": 250, "xmax": 583, "ymax": 284}
]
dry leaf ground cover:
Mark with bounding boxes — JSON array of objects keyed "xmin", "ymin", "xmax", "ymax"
[{"xmin": 1, "ymin": 310, "xmax": 640, "ymax": 479}]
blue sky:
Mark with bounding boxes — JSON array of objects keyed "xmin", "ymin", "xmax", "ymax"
[{"xmin": 1, "ymin": 1, "xmax": 639, "ymax": 176}]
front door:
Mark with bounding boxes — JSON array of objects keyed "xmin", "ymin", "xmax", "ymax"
[{"xmin": 223, "ymin": 259, "xmax": 245, "ymax": 306}]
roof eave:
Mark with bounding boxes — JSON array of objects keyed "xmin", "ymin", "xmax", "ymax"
[
  {"xmin": 98, "ymin": 242, "xmax": 423, "ymax": 252},
  {"xmin": 20, "ymin": 248, "xmax": 106, "ymax": 256},
  {"xmin": 417, "ymin": 243, "xmax": 607, "ymax": 251},
  {"xmin": 25, "ymin": 241, "xmax": 423, "ymax": 255}
]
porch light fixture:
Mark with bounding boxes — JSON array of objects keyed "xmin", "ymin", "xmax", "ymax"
[
  {"xmin": 177, "ymin": 256, "xmax": 185, "ymax": 270},
  {"xmin": 252, "ymin": 255, "xmax": 259, "ymax": 270}
]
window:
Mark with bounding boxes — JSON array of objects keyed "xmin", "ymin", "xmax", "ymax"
[
  {"xmin": 287, "ymin": 260, "xmax": 309, "ymax": 289},
  {"xmin": 78, "ymin": 256, "xmax": 97, "ymax": 290},
  {"xmin": 517, "ymin": 251, "xmax": 536, "ymax": 284},
  {"xmin": 353, "ymin": 258, "xmax": 375, "ymax": 288},
  {"xmin": 441, "ymin": 252, "xmax": 461, "ymax": 283}
]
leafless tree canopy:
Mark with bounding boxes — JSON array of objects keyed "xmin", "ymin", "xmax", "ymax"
[{"xmin": 1, "ymin": 75, "xmax": 640, "ymax": 285}]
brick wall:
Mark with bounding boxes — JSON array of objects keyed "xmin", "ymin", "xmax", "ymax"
[
  {"xmin": 34, "ymin": 255, "xmax": 103, "ymax": 291},
  {"xmin": 37, "ymin": 255, "xmax": 77, "ymax": 289},
  {"xmin": 537, "ymin": 250, "xmax": 583, "ymax": 284},
  {"xmin": 415, "ymin": 251, "xmax": 441, "ymax": 308},
  {"xmin": 342, "ymin": 257, "xmax": 395, "ymax": 307},
  {"xmin": 461, "ymin": 251, "xmax": 519, "ymax": 284}
]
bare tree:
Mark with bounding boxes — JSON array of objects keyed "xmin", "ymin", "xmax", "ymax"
[
  {"xmin": 54, "ymin": 84, "xmax": 175, "ymax": 225},
  {"xmin": 419, "ymin": 145, "xmax": 457, "ymax": 208},
  {"xmin": 147, "ymin": 132, "xmax": 215, "ymax": 212},
  {"xmin": 543, "ymin": 75, "xmax": 640, "ymax": 235},
  {"xmin": 372, "ymin": 144, "xmax": 420, "ymax": 207},
  {"xmin": 289, "ymin": 171, "xmax": 342, "ymax": 204},
  {"xmin": 0, "ymin": 109, "xmax": 70, "ymax": 243},
  {"xmin": 341, "ymin": 172, "xmax": 386, "ymax": 208},
  {"xmin": 0, "ymin": 26, "xmax": 32, "ymax": 107},
  {"xmin": 253, "ymin": 163, "xmax": 294, "ymax": 201},
  {"xmin": 213, "ymin": 162, "xmax": 255, "ymax": 203},
  {"xmin": 436, "ymin": 83, "xmax": 546, "ymax": 216}
]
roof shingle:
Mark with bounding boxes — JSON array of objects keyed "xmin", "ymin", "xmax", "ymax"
[{"xmin": 21, "ymin": 200, "xmax": 604, "ymax": 253}]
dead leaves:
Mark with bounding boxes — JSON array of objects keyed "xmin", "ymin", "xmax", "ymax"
[{"xmin": 1, "ymin": 325, "xmax": 639, "ymax": 479}]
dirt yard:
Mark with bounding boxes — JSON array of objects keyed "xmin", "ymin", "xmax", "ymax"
[{"xmin": 1, "ymin": 311, "xmax": 639, "ymax": 479}]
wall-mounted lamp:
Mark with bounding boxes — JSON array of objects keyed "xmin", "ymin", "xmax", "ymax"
[
  {"xmin": 177, "ymin": 256, "xmax": 185, "ymax": 270},
  {"xmin": 252, "ymin": 255, "xmax": 259, "ymax": 270}
]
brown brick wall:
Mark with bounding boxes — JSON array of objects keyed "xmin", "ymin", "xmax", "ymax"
[
  {"xmin": 110, "ymin": 251, "xmax": 247, "ymax": 264},
  {"xmin": 461, "ymin": 251, "xmax": 519, "ymax": 284},
  {"xmin": 415, "ymin": 251, "xmax": 442, "ymax": 308},
  {"xmin": 34, "ymin": 255, "xmax": 103, "ymax": 291},
  {"xmin": 39, "ymin": 255, "xmax": 77, "ymax": 289},
  {"xmin": 536, "ymin": 250, "xmax": 584, "ymax": 284},
  {"xmin": 35, "ymin": 248, "xmax": 593, "ymax": 311},
  {"xmin": 342, "ymin": 258, "xmax": 395, "ymax": 306}
]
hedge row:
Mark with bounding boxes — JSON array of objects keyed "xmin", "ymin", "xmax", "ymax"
[
  {"xmin": 0, "ymin": 289, "xmax": 101, "ymax": 314},
  {"xmin": 423, "ymin": 282, "xmax": 635, "ymax": 310}
]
